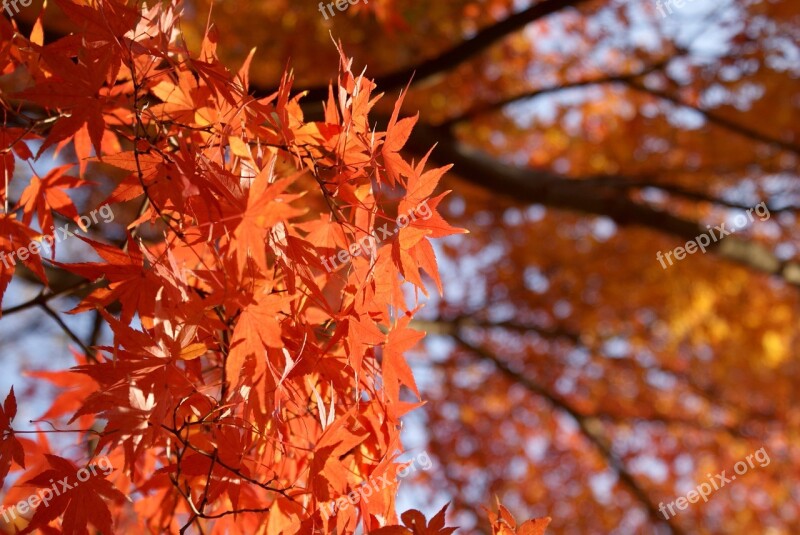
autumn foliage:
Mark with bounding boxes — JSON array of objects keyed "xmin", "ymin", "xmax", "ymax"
[
  {"xmin": 0, "ymin": 0, "xmax": 536, "ymax": 532},
  {"xmin": 5, "ymin": 0, "xmax": 799, "ymax": 533}
]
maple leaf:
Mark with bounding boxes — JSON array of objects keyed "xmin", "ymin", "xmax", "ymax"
[
  {"xmin": 382, "ymin": 316, "xmax": 424, "ymax": 409},
  {"xmin": 381, "ymin": 85, "xmax": 417, "ymax": 186},
  {"xmin": 0, "ymin": 214, "xmax": 47, "ymax": 308},
  {"xmin": 394, "ymin": 189, "xmax": 466, "ymax": 295},
  {"xmin": 53, "ymin": 0, "xmax": 140, "ymax": 50},
  {"xmin": 309, "ymin": 407, "xmax": 370, "ymax": 500},
  {"xmin": 17, "ymin": 163, "xmax": 84, "ymax": 235},
  {"xmin": 231, "ymin": 159, "xmax": 307, "ymax": 274},
  {"xmin": 0, "ymin": 127, "xmax": 36, "ymax": 190},
  {"xmin": 54, "ymin": 236, "xmax": 161, "ymax": 324},
  {"xmin": 27, "ymin": 350, "xmax": 98, "ymax": 422},
  {"xmin": 373, "ymin": 503, "xmax": 457, "ymax": 534},
  {"xmin": 68, "ymin": 123, "xmax": 121, "ymax": 176},
  {"xmin": 486, "ymin": 501, "xmax": 551, "ymax": 535},
  {"xmin": 21, "ymin": 454, "xmax": 126, "ymax": 535},
  {"xmin": 20, "ymin": 49, "xmax": 115, "ymax": 157},
  {"xmin": 0, "ymin": 387, "xmax": 25, "ymax": 488},
  {"xmin": 343, "ymin": 311, "xmax": 385, "ymax": 375},
  {"xmin": 226, "ymin": 291, "xmax": 292, "ymax": 389}
]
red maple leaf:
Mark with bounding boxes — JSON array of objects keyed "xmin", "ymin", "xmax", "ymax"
[
  {"xmin": 0, "ymin": 387, "xmax": 25, "ymax": 488},
  {"xmin": 21, "ymin": 454, "xmax": 126, "ymax": 534}
]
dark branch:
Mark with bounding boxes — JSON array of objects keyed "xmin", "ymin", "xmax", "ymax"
[
  {"xmin": 405, "ymin": 123, "xmax": 800, "ymax": 287},
  {"xmin": 439, "ymin": 56, "xmax": 675, "ymax": 128},
  {"xmin": 39, "ymin": 301, "xmax": 96, "ymax": 360},
  {"xmin": 625, "ymin": 80, "xmax": 800, "ymax": 157},
  {"xmin": 256, "ymin": 0, "xmax": 593, "ymax": 101},
  {"xmin": 1, "ymin": 278, "xmax": 91, "ymax": 317},
  {"xmin": 415, "ymin": 316, "xmax": 752, "ymax": 434},
  {"xmin": 452, "ymin": 333, "xmax": 687, "ymax": 535}
]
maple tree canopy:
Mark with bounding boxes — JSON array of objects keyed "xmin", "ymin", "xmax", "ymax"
[{"xmin": 1, "ymin": 0, "xmax": 798, "ymax": 533}]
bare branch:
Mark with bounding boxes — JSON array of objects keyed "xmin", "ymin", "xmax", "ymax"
[
  {"xmin": 439, "ymin": 56, "xmax": 676, "ymax": 127},
  {"xmin": 452, "ymin": 333, "xmax": 687, "ymax": 535},
  {"xmin": 405, "ymin": 123, "xmax": 800, "ymax": 287},
  {"xmin": 256, "ymin": 0, "xmax": 593, "ymax": 101},
  {"xmin": 625, "ymin": 80, "xmax": 800, "ymax": 157}
]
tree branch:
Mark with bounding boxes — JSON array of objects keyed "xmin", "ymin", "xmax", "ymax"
[
  {"xmin": 411, "ymin": 316, "xmax": 581, "ymax": 344},
  {"xmin": 415, "ymin": 316, "xmax": 757, "ymax": 434},
  {"xmin": 405, "ymin": 123, "xmax": 800, "ymax": 287},
  {"xmin": 595, "ymin": 177, "xmax": 799, "ymax": 214},
  {"xmin": 439, "ymin": 56, "xmax": 675, "ymax": 128},
  {"xmin": 452, "ymin": 333, "xmax": 687, "ymax": 534},
  {"xmin": 256, "ymin": 0, "xmax": 593, "ymax": 101},
  {"xmin": 39, "ymin": 301, "xmax": 96, "ymax": 359},
  {"xmin": 625, "ymin": 80, "xmax": 800, "ymax": 157},
  {"xmin": 1, "ymin": 278, "xmax": 92, "ymax": 316}
]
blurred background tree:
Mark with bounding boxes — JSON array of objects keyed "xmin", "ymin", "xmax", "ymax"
[{"xmin": 5, "ymin": 0, "xmax": 799, "ymax": 533}]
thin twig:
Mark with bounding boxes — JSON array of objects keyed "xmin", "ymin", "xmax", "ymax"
[
  {"xmin": 40, "ymin": 302, "xmax": 97, "ymax": 361},
  {"xmin": 1, "ymin": 281, "xmax": 91, "ymax": 316}
]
